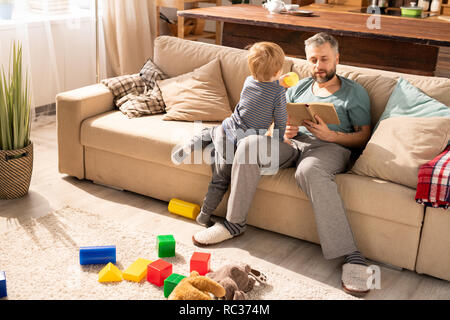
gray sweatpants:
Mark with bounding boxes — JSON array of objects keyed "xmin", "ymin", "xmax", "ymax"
[
  {"xmin": 200, "ymin": 125, "xmax": 235, "ymax": 216},
  {"xmin": 205, "ymin": 130, "xmax": 358, "ymax": 260}
]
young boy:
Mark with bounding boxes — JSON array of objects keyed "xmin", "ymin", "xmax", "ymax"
[{"xmin": 172, "ymin": 42, "xmax": 290, "ymax": 228}]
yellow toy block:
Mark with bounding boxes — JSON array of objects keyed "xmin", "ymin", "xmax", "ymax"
[
  {"xmin": 123, "ymin": 258, "xmax": 153, "ymax": 282},
  {"xmin": 168, "ymin": 198, "xmax": 200, "ymax": 220},
  {"xmin": 98, "ymin": 262, "xmax": 123, "ymax": 283}
]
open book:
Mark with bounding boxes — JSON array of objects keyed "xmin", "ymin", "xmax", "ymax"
[{"xmin": 287, "ymin": 102, "xmax": 340, "ymax": 126}]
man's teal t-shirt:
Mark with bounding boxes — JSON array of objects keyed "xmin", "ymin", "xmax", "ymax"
[{"xmin": 286, "ymin": 75, "xmax": 371, "ymax": 136}]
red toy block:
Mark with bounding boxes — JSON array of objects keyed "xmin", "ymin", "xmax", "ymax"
[
  {"xmin": 147, "ymin": 259, "xmax": 172, "ymax": 287},
  {"xmin": 190, "ymin": 252, "xmax": 211, "ymax": 275}
]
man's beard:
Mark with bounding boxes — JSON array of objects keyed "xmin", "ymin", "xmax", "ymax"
[{"xmin": 312, "ymin": 68, "xmax": 336, "ymax": 83}]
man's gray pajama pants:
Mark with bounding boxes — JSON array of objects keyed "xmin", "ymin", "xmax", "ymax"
[{"xmin": 202, "ymin": 127, "xmax": 359, "ymax": 260}]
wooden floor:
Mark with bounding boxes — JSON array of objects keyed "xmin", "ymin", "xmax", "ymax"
[{"xmin": 1, "ymin": 115, "xmax": 450, "ymax": 300}]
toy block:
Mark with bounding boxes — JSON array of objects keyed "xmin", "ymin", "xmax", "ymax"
[
  {"xmin": 157, "ymin": 235, "xmax": 175, "ymax": 258},
  {"xmin": 98, "ymin": 262, "xmax": 123, "ymax": 283},
  {"xmin": 147, "ymin": 259, "xmax": 172, "ymax": 287},
  {"xmin": 79, "ymin": 245, "xmax": 116, "ymax": 265},
  {"xmin": 190, "ymin": 252, "xmax": 211, "ymax": 275},
  {"xmin": 164, "ymin": 273, "xmax": 186, "ymax": 298},
  {"xmin": 168, "ymin": 198, "xmax": 200, "ymax": 220},
  {"xmin": 0, "ymin": 271, "xmax": 6, "ymax": 298},
  {"xmin": 123, "ymin": 258, "xmax": 153, "ymax": 282}
]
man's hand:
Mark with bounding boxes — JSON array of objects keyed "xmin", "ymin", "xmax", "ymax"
[
  {"xmin": 303, "ymin": 115, "xmax": 336, "ymax": 142},
  {"xmin": 304, "ymin": 115, "xmax": 371, "ymax": 148}
]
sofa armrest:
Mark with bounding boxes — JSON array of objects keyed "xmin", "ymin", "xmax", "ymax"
[{"xmin": 56, "ymin": 83, "xmax": 114, "ymax": 179}]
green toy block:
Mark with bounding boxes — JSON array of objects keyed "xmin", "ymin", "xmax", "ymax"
[
  {"xmin": 164, "ymin": 273, "xmax": 186, "ymax": 298},
  {"xmin": 157, "ymin": 235, "xmax": 176, "ymax": 258}
]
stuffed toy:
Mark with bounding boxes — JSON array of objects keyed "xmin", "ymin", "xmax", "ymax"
[
  {"xmin": 206, "ymin": 264, "xmax": 267, "ymax": 300},
  {"xmin": 168, "ymin": 271, "xmax": 226, "ymax": 300}
]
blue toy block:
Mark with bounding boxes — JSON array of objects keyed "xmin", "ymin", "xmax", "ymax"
[
  {"xmin": 0, "ymin": 271, "xmax": 6, "ymax": 298},
  {"xmin": 79, "ymin": 246, "xmax": 116, "ymax": 265}
]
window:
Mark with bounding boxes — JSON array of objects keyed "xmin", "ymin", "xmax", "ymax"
[
  {"xmin": 0, "ymin": 0, "xmax": 104, "ymax": 110},
  {"xmin": 3, "ymin": 0, "xmax": 98, "ymax": 22}
]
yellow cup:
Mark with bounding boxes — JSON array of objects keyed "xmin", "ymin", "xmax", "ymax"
[
  {"xmin": 168, "ymin": 198, "xmax": 200, "ymax": 220},
  {"xmin": 283, "ymin": 72, "xmax": 299, "ymax": 87}
]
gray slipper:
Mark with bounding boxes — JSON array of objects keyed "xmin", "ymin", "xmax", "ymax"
[{"xmin": 341, "ymin": 263, "xmax": 372, "ymax": 297}]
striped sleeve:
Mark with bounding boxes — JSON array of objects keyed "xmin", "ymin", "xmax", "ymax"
[{"xmin": 273, "ymin": 88, "xmax": 287, "ymax": 141}]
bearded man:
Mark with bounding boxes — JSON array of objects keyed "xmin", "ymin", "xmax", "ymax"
[{"xmin": 192, "ymin": 32, "xmax": 374, "ymax": 296}]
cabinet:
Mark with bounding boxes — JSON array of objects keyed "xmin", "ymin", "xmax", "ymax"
[{"xmin": 156, "ymin": 0, "xmax": 222, "ymax": 45}]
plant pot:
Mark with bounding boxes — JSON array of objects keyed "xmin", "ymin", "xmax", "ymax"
[
  {"xmin": 0, "ymin": 142, "xmax": 34, "ymax": 200},
  {"xmin": 0, "ymin": 3, "xmax": 14, "ymax": 20}
]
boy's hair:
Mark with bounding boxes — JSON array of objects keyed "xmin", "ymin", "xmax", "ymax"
[{"xmin": 246, "ymin": 42, "xmax": 285, "ymax": 82}]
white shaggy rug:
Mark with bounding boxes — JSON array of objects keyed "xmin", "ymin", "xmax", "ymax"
[{"xmin": 0, "ymin": 206, "xmax": 357, "ymax": 300}]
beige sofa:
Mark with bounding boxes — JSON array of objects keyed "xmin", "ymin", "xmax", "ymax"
[{"xmin": 56, "ymin": 36, "xmax": 450, "ymax": 281}]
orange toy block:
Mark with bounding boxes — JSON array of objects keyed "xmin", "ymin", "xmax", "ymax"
[
  {"xmin": 98, "ymin": 262, "xmax": 123, "ymax": 283},
  {"xmin": 123, "ymin": 258, "xmax": 153, "ymax": 282}
]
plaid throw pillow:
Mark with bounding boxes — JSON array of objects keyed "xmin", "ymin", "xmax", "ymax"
[
  {"xmin": 116, "ymin": 85, "xmax": 166, "ymax": 119},
  {"xmin": 101, "ymin": 74, "xmax": 146, "ymax": 102},
  {"xmin": 101, "ymin": 59, "xmax": 169, "ymax": 118},
  {"xmin": 140, "ymin": 58, "xmax": 168, "ymax": 88}
]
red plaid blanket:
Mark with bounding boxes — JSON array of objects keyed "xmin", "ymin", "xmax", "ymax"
[{"xmin": 415, "ymin": 145, "xmax": 450, "ymax": 209}]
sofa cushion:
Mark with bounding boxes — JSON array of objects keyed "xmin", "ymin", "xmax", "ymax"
[
  {"xmin": 81, "ymin": 111, "xmax": 217, "ymax": 176},
  {"xmin": 375, "ymin": 77, "xmax": 450, "ymax": 130},
  {"xmin": 404, "ymin": 76, "xmax": 450, "ymax": 107},
  {"xmin": 153, "ymin": 36, "xmax": 293, "ymax": 110},
  {"xmin": 81, "ymin": 110, "xmax": 424, "ymax": 228},
  {"xmin": 260, "ymin": 169, "xmax": 425, "ymax": 227},
  {"xmin": 158, "ymin": 58, "xmax": 232, "ymax": 122},
  {"xmin": 336, "ymin": 61, "xmax": 450, "ymax": 106},
  {"xmin": 80, "ymin": 110, "xmax": 307, "ymax": 199},
  {"xmin": 351, "ymin": 117, "xmax": 450, "ymax": 189},
  {"xmin": 336, "ymin": 174, "xmax": 424, "ymax": 228}
]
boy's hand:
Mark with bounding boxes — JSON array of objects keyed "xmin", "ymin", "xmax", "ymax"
[
  {"xmin": 279, "ymin": 73, "xmax": 291, "ymax": 88},
  {"xmin": 266, "ymin": 122, "xmax": 274, "ymax": 137},
  {"xmin": 284, "ymin": 116, "xmax": 298, "ymax": 140}
]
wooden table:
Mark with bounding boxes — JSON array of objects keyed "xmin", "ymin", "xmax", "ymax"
[{"xmin": 178, "ymin": 4, "xmax": 450, "ymax": 76}]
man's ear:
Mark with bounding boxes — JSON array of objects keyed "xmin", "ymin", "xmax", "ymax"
[{"xmin": 335, "ymin": 53, "xmax": 340, "ymax": 65}]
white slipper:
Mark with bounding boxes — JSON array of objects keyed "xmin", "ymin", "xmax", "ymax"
[
  {"xmin": 192, "ymin": 223, "xmax": 233, "ymax": 246},
  {"xmin": 341, "ymin": 263, "xmax": 371, "ymax": 297}
]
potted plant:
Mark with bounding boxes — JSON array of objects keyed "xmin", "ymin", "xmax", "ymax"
[
  {"xmin": 0, "ymin": 0, "xmax": 14, "ymax": 20},
  {"xmin": 0, "ymin": 42, "xmax": 33, "ymax": 200}
]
